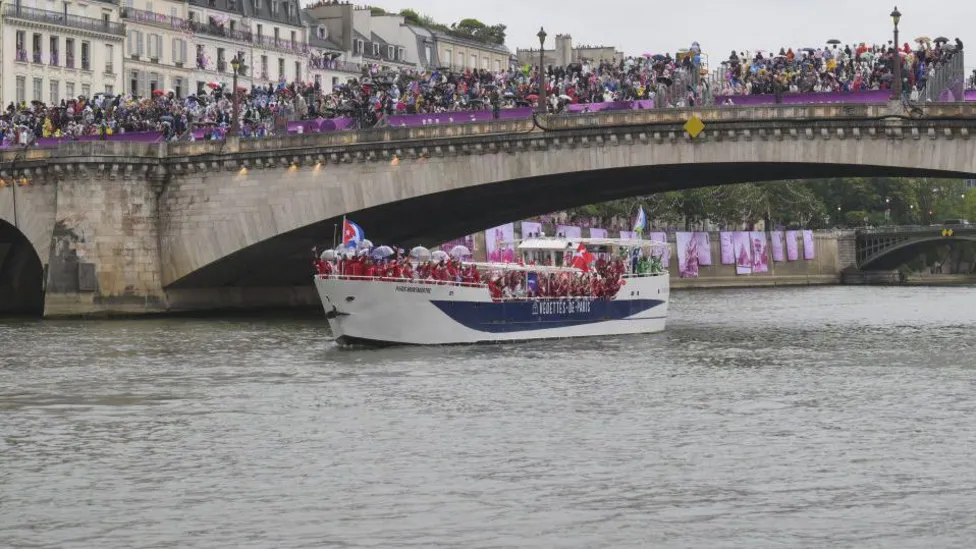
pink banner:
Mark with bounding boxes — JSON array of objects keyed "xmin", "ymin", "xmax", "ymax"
[
  {"xmin": 720, "ymin": 232, "xmax": 735, "ymax": 265},
  {"xmin": 733, "ymin": 232, "xmax": 752, "ymax": 275},
  {"xmin": 440, "ymin": 234, "xmax": 475, "ymax": 253},
  {"xmin": 485, "ymin": 223, "xmax": 515, "ymax": 263},
  {"xmin": 619, "ymin": 230, "xmax": 637, "ymax": 239},
  {"xmin": 785, "ymin": 231, "xmax": 799, "ymax": 261},
  {"xmin": 770, "ymin": 231, "xmax": 785, "ymax": 262},
  {"xmin": 802, "ymin": 230, "xmax": 816, "ymax": 260},
  {"xmin": 589, "ymin": 228, "xmax": 608, "ymax": 239},
  {"xmin": 556, "ymin": 225, "xmax": 582, "ymax": 239},
  {"xmin": 676, "ymin": 232, "xmax": 699, "ymax": 278},
  {"xmin": 695, "ymin": 232, "xmax": 712, "ymax": 266},
  {"xmin": 750, "ymin": 231, "xmax": 769, "ymax": 273},
  {"xmin": 521, "ymin": 221, "xmax": 542, "ymax": 239},
  {"xmin": 650, "ymin": 232, "xmax": 669, "ymax": 268}
]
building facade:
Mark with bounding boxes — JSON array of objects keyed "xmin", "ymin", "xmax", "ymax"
[
  {"xmin": 1, "ymin": 0, "xmax": 125, "ymax": 105},
  {"xmin": 119, "ymin": 0, "xmax": 192, "ymax": 97},
  {"xmin": 433, "ymin": 31, "xmax": 509, "ymax": 73},
  {"xmin": 305, "ymin": 3, "xmax": 413, "ymax": 77},
  {"xmin": 515, "ymin": 34, "xmax": 622, "ymax": 68}
]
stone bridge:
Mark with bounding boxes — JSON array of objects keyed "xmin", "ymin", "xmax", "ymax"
[
  {"xmin": 5, "ymin": 101, "xmax": 976, "ymax": 316},
  {"xmin": 855, "ymin": 225, "xmax": 976, "ymax": 270}
]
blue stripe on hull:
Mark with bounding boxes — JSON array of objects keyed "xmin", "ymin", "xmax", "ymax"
[{"xmin": 430, "ymin": 298, "xmax": 665, "ymax": 333}]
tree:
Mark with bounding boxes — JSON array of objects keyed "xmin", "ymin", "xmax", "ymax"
[
  {"xmin": 369, "ymin": 6, "xmax": 386, "ymax": 16},
  {"xmin": 399, "ymin": 9, "xmax": 421, "ymax": 25}
]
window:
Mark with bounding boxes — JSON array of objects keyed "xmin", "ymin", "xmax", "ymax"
[
  {"xmin": 456, "ymin": 50, "xmax": 463, "ymax": 66},
  {"xmin": 278, "ymin": 57, "xmax": 284, "ymax": 80},
  {"xmin": 444, "ymin": 49, "xmax": 451, "ymax": 66},
  {"xmin": 294, "ymin": 60, "xmax": 300, "ymax": 81},
  {"xmin": 105, "ymin": 44, "xmax": 114, "ymax": 73},
  {"xmin": 317, "ymin": 26, "xmax": 326, "ymax": 39},
  {"xmin": 33, "ymin": 78, "xmax": 42, "ymax": 101},
  {"xmin": 172, "ymin": 38, "xmax": 187, "ymax": 65},
  {"xmin": 149, "ymin": 72, "xmax": 159, "ymax": 93},
  {"xmin": 105, "ymin": 85, "xmax": 113, "ymax": 95},
  {"xmin": 81, "ymin": 84, "xmax": 90, "ymax": 97},
  {"xmin": 387, "ymin": 45, "xmax": 394, "ymax": 59},
  {"xmin": 470, "ymin": 54, "xmax": 476, "ymax": 68},
  {"xmin": 355, "ymin": 39, "xmax": 364, "ymax": 54},
  {"xmin": 128, "ymin": 30, "xmax": 144, "ymax": 57},
  {"xmin": 482, "ymin": 56, "xmax": 488, "ymax": 70},
  {"xmin": 398, "ymin": 48, "xmax": 405, "ymax": 61},
  {"xmin": 149, "ymin": 34, "xmax": 161, "ymax": 61},
  {"xmin": 197, "ymin": 81, "xmax": 205, "ymax": 95},
  {"xmin": 32, "ymin": 33, "xmax": 42, "ymax": 64},
  {"xmin": 146, "ymin": 1, "xmax": 152, "ymax": 11},
  {"xmin": 15, "ymin": 31, "xmax": 26, "ymax": 63},
  {"xmin": 494, "ymin": 59, "xmax": 501, "ymax": 72},
  {"xmin": 424, "ymin": 45, "xmax": 432, "ymax": 64},
  {"xmin": 16, "ymin": 76, "xmax": 25, "ymax": 104},
  {"xmin": 260, "ymin": 55, "xmax": 268, "ymax": 78},
  {"xmin": 170, "ymin": 6, "xmax": 177, "ymax": 17},
  {"xmin": 173, "ymin": 78, "xmax": 182, "ymax": 98},
  {"xmin": 47, "ymin": 36, "xmax": 59, "ymax": 66},
  {"xmin": 65, "ymin": 38, "xmax": 74, "ymax": 68},
  {"xmin": 331, "ymin": 76, "xmax": 338, "ymax": 89},
  {"xmin": 256, "ymin": 24, "xmax": 263, "ymax": 38},
  {"xmin": 314, "ymin": 74, "xmax": 321, "ymax": 87},
  {"xmin": 81, "ymin": 41, "xmax": 91, "ymax": 70},
  {"xmin": 66, "ymin": 82, "xmax": 74, "ymax": 99},
  {"xmin": 130, "ymin": 71, "xmax": 139, "ymax": 95},
  {"xmin": 50, "ymin": 80, "xmax": 59, "ymax": 103},
  {"xmin": 217, "ymin": 47, "xmax": 225, "ymax": 71},
  {"xmin": 372, "ymin": 43, "xmax": 379, "ymax": 56},
  {"xmin": 274, "ymin": 27, "xmax": 279, "ymax": 41}
]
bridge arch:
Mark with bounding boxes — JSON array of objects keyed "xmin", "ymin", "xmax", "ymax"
[
  {"xmin": 858, "ymin": 235, "xmax": 976, "ymax": 271},
  {"xmin": 159, "ymin": 114, "xmax": 976, "ymax": 288},
  {"xmin": 0, "ymin": 219, "xmax": 45, "ymax": 315}
]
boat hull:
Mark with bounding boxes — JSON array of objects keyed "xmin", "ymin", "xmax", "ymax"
[{"xmin": 315, "ymin": 275, "xmax": 669, "ymax": 346}]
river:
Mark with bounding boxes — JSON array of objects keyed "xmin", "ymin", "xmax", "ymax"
[{"xmin": 2, "ymin": 286, "xmax": 976, "ymax": 548}]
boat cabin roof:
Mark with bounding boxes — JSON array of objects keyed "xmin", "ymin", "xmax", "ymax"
[
  {"xmin": 516, "ymin": 237, "xmax": 668, "ymax": 251},
  {"xmin": 463, "ymin": 261, "xmax": 582, "ymax": 274}
]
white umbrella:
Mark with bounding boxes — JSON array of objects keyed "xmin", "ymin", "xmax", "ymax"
[
  {"xmin": 431, "ymin": 250, "xmax": 450, "ymax": 262},
  {"xmin": 320, "ymin": 249, "xmax": 336, "ymax": 261},
  {"xmin": 449, "ymin": 245, "xmax": 472, "ymax": 258},
  {"xmin": 371, "ymin": 245, "xmax": 395, "ymax": 258},
  {"xmin": 357, "ymin": 239, "xmax": 374, "ymax": 250},
  {"xmin": 410, "ymin": 246, "xmax": 431, "ymax": 259}
]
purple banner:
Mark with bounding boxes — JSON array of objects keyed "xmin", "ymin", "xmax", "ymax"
[
  {"xmin": 650, "ymin": 232, "xmax": 669, "ymax": 269},
  {"xmin": 720, "ymin": 232, "xmax": 735, "ymax": 265},
  {"xmin": 733, "ymin": 232, "xmax": 752, "ymax": 275},
  {"xmin": 589, "ymin": 228, "xmax": 607, "ymax": 239},
  {"xmin": 386, "ymin": 107, "xmax": 533, "ymax": 127},
  {"xmin": 803, "ymin": 230, "xmax": 816, "ymax": 260},
  {"xmin": 556, "ymin": 225, "xmax": 582, "ymax": 239},
  {"xmin": 485, "ymin": 223, "xmax": 515, "ymax": 263},
  {"xmin": 565, "ymin": 99, "xmax": 655, "ymax": 113},
  {"xmin": 15, "ymin": 131, "xmax": 165, "ymax": 148},
  {"xmin": 695, "ymin": 232, "xmax": 712, "ymax": 266},
  {"xmin": 750, "ymin": 231, "xmax": 769, "ymax": 273},
  {"xmin": 521, "ymin": 221, "xmax": 542, "ymax": 239},
  {"xmin": 770, "ymin": 231, "xmax": 785, "ymax": 262},
  {"xmin": 716, "ymin": 89, "xmax": 891, "ymax": 107},
  {"xmin": 785, "ymin": 231, "xmax": 799, "ymax": 261},
  {"xmin": 440, "ymin": 235, "xmax": 476, "ymax": 258},
  {"xmin": 619, "ymin": 230, "xmax": 637, "ymax": 239},
  {"xmin": 676, "ymin": 232, "xmax": 699, "ymax": 278}
]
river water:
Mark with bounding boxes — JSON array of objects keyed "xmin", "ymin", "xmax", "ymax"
[{"xmin": 2, "ymin": 286, "xmax": 976, "ymax": 548}]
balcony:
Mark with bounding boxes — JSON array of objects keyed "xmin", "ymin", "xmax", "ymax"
[
  {"xmin": 309, "ymin": 57, "xmax": 361, "ymax": 73},
  {"xmin": 217, "ymin": 60, "xmax": 227, "ymax": 72},
  {"xmin": 3, "ymin": 5, "xmax": 125, "ymax": 36},
  {"xmin": 189, "ymin": 21, "xmax": 253, "ymax": 43},
  {"xmin": 254, "ymin": 34, "xmax": 307, "ymax": 55},
  {"xmin": 15, "ymin": 48, "xmax": 28, "ymax": 63},
  {"xmin": 120, "ymin": 7, "xmax": 190, "ymax": 33}
]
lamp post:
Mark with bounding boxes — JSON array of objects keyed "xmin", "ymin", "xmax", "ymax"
[
  {"xmin": 230, "ymin": 54, "xmax": 242, "ymax": 135},
  {"xmin": 891, "ymin": 6, "xmax": 902, "ymax": 100},
  {"xmin": 537, "ymin": 27, "xmax": 547, "ymax": 115}
]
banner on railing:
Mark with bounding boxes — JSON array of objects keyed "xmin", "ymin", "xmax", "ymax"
[
  {"xmin": 556, "ymin": 225, "xmax": 582, "ymax": 239},
  {"xmin": 720, "ymin": 232, "xmax": 735, "ymax": 265},
  {"xmin": 770, "ymin": 231, "xmax": 785, "ymax": 262},
  {"xmin": 785, "ymin": 231, "xmax": 799, "ymax": 261},
  {"xmin": 676, "ymin": 232, "xmax": 700, "ymax": 278},
  {"xmin": 802, "ymin": 230, "xmax": 816, "ymax": 260},
  {"xmin": 649, "ymin": 232, "xmax": 670, "ymax": 269},
  {"xmin": 619, "ymin": 230, "xmax": 637, "ymax": 240},
  {"xmin": 521, "ymin": 221, "xmax": 542, "ymax": 239},
  {"xmin": 733, "ymin": 231, "xmax": 753, "ymax": 275},
  {"xmin": 589, "ymin": 228, "xmax": 607, "ymax": 238},
  {"xmin": 485, "ymin": 223, "xmax": 515, "ymax": 263},
  {"xmin": 750, "ymin": 231, "xmax": 769, "ymax": 273}
]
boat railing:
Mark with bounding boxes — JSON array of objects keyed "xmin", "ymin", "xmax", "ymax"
[{"xmin": 317, "ymin": 274, "xmax": 488, "ymax": 289}]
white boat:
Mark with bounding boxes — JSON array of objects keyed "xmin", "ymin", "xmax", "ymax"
[{"xmin": 315, "ymin": 237, "xmax": 670, "ymax": 346}]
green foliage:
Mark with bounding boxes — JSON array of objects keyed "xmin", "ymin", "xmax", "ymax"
[
  {"xmin": 397, "ymin": 9, "xmax": 505, "ymax": 45},
  {"xmin": 566, "ymin": 177, "xmax": 973, "ymax": 230},
  {"xmin": 369, "ymin": 6, "xmax": 387, "ymax": 15}
]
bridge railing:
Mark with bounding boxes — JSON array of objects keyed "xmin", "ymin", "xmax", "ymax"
[{"xmin": 855, "ymin": 224, "xmax": 970, "ymax": 235}]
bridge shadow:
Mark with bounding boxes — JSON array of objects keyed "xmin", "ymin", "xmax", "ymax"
[
  {"xmin": 0, "ymin": 219, "xmax": 44, "ymax": 316},
  {"xmin": 860, "ymin": 235, "xmax": 976, "ymax": 271},
  {"xmin": 169, "ymin": 161, "xmax": 970, "ymax": 289}
]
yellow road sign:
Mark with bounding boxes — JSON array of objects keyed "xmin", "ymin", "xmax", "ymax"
[{"xmin": 684, "ymin": 116, "xmax": 705, "ymax": 138}]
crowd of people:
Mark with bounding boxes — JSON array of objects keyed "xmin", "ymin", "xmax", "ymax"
[
  {"xmin": 714, "ymin": 38, "xmax": 963, "ymax": 98},
  {"xmin": 1, "ymin": 35, "xmax": 966, "ymax": 146},
  {"xmin": 313, "ymin": 247, "xmax": 639, "ymax": 301}
]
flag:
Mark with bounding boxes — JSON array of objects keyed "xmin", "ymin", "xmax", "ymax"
[
  {"xmin": 571, "ymin": 243, "xmax": 594, "ymax": 272},
  {"xmin": 342, "ymin": 218, "xmax": 365, "ymax": 248},
  {"xmin": 633, "ymin": 206, "xmax": 646, "ymax": 234}
]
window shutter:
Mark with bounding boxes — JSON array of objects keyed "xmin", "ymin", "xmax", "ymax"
[
  {"xmin": 127, "ymin": 31, "xmax": 134, "ymax": 54},
  {"xmin": 171, "ymin": 38, "xmax": 177, "ymax": 62},
  {"xmin": 181, "ymin": 40, "xmax": 187, "ymax": 63},
  {"xmin": 136, "ymin": 32, "xmax": 144, "ymax": 55}
]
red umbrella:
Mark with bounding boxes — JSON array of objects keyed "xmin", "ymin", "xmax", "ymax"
[
  {"xmin": 152, "ymin": 89, "xmax": 165, "ymax": 96},
  {"xmin": 526, "ymin": 94, "xmax": 539, "ymax": 101},
  {"xmin": 207, "ymin": 82, "xmax": 221, "ymax": 89}
]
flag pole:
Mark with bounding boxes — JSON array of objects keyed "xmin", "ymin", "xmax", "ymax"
[{"xmin": 332, "ymin": 222, "xmax": 338, "ymax": 250}]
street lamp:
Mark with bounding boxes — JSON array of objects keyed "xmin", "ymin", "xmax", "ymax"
[
  {"xmin": 230, "ymin": 53, "xmax": 242, "ymax": 135},
  {"xmin": 537, "ymin": 27, "xmax": 547, "ymax": 115},
  {"xmin": 890, "ymin": 6, "xmax": 902, "ymax": 100}
]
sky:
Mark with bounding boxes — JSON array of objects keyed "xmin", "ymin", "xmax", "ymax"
[{"xmin": 336, "ymin": 0, "xmax": 976, "ymax": 72}]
